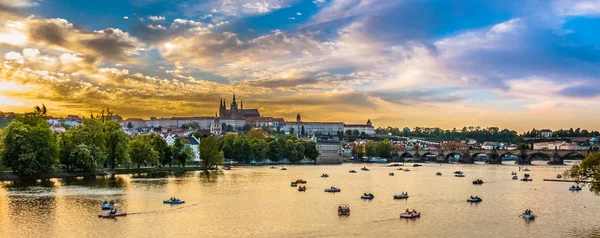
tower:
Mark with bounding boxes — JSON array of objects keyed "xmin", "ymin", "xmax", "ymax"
[
  {"xmin": 296, "ymin": 113, "xmax": 301, "ymax": 122},
  {"xmin": 366, "ymin": 119, "xmax": 372, "ymax": 126},
  {"xmin": 230, "ymin": 94, "xmax": 238, "ymax": 111},
  {"xmin": 241, "ymin": 100, "xmax": 243, "ymax": 110}
]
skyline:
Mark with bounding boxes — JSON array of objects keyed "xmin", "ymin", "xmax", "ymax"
[{"xmin": 1, "ymin": 0, "xmax": 600, "ymax": 132}]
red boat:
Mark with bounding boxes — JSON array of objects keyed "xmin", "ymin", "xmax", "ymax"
[{"xmin": 98, "ymin": 212, "xmax": 127, "ymax": 219}]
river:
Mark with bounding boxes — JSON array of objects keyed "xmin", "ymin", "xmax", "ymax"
[{"xmin": 1, "ymin": 162, "xmax": 599, "ymax": 238}]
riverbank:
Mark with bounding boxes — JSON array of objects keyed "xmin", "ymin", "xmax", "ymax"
[{"xmin": 0, "ymin": 166, "xmax": 210, "ymax": 181}]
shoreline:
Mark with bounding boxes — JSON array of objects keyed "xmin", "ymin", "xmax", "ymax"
[{"xmin": 0, "ymin": 167, "xmax": 211, "ymax": 182}]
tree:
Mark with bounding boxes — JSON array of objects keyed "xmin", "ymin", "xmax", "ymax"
[
  {"xmin": 301, "ymin": 126, "xmax": 305, "ymax": 136},
  {"xmin": 365, "ymin": 141, "xmax": 377, "ymax": 157},
  {"xmin": 289, "ymin": 127, "xmax": 295, "ymax": 136},
  {"xmin": 517, "ymin": 143, "xmax": 529, "ymax": 150},
  {"xmin": 199, "ymin": 136, "xmax": 224, "ymax": 169},
  {"xmin": 267, "ymin": 140, "xmax": 282, "ymax": 162},
  {"xmin": 1, "ymin": 112, "xmax": 57, "ymax": 176},
  {"xmin": 376, "ymin": 139, "xmax": 392, "ymax": 158},
  {"xmin": 103, "ymin": 121, "xmax": 129, "ymax": 169},
  {"xmin": 294, "ymin": 142, "xmax": 305, "ymax": 162},
  {"xmin": 147, "ymin": 134, "xmax": 169, "ymax": 166},
  {"xmin": 247, "ymin": 128, "xmax": 267, "ymax": 140},
  {"xmin": 352, "ymin": 130, "xmax": 360, "ymax": 136},
  {"xmin": 304, "ymin": 141, "xmax": 319, "ymax": 161},
  {"xmin": 566, "ymin": 152, "xmax": 600, "ymax": 195},
  {"xmin": 127, "ymin": 135, "xmax": 159, "ymax": 168},
  {"xmin": 70, "ymin": 144, "xmax": 106, "ymax": 172},
  {"xmin": 172, "ymin": 137, "xmax": 191, "ymax": 167},
  {"xmin": 351, "ymin": 147, "xmax": 364, "ymax": 160},
  {"xmin": 242, "ymin": 124, "xmax": 252, "ymax": 133},
  {"xmin": 284, "ymin": 140, "xmax": 296, "ymax": 161},
  {"xmin": 253, "ymin": 139, "xmax": 269, "ymax": 161},
  {"xmin": 345, "ymin": 130, "xmax": 352, "ymax": 136},
  {"xmin": 127, "ymin": 122, "xmax": 133, "ymax": 129}
]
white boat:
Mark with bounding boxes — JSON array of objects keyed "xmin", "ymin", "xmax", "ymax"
[
  {"xmin": 393, "ymin": 194, "xmax": 409, "ymax": 199},
  {"xmin": 360, "ymin": 194, "xmax": 375, "ymax": 199},
  {"xmin": 523, "ymin": 168, "xmax": 530, "ymax": 172},
  {"xmin": 281, "ymin": 167, "xmax": 287, "ymax": 170},
  {"xmin": 400, "ymin": 212, "xmax": 420, "ymax": 218},
  {"xmin": 466, "ymin": 197, "xmax": 482, "ymax": 203},
  {"xmin": 455, "ymin": 174, "xmax": 465, "ymax": 177},
  {"xmin": 324, "ymin": 187, "xmax": 341, "ymax": 192},
  {"xmin": 270, "ymin": 166, "xmax": 276, "ymax": 169},
  {"xmin": 520, "ymin": 178, "xmax": 532, "ymax": 182},
  {"xmin": 512, "ymin": 175, "xmax": 518, "ymax": 180}
]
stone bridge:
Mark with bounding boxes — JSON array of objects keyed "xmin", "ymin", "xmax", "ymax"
[{"xmin": 393, "ymin": 149, "xmax": 590, "ymax": 165}]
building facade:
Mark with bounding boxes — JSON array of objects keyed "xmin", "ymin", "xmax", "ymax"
[
  {"xmin": 315, "ymin": 142, "xmax": 342, "ymax": 164},
  {"xmin": 219, "ymin": 94, "xmax": 260, "ymax": 119},
  {"xmin": 343, "ymin": 119, "xmax": 375, "ymax": 135}
]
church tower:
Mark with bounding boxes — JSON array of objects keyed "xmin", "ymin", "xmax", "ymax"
[
  {"xmin": 366, "ymin": 119, "xmax": 372, "ymax": 126},
  {"xmin": 230, "ymin": 94, "xmax": 238, "ymax": 111},
  {"xmin": 296, "ymin": 113, "xmax": 301, "ymax": 122}
]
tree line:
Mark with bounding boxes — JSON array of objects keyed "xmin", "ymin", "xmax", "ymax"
[
  {"xmin": 220, "ymin": 128, "xmax": 319, "ymax": 163},
  {"xmin": 351, "ymin": 139, "xmax": 393, "ymax": 159}
]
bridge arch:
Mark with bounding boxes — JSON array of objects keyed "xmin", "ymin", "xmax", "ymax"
[
  {"xmin": 470, "ymin": 152, "xmax": 490, "ymax": 162},
  {"xmin": 527, "ymin": 152, "xmax": 551, "ymax": 161},
  {"xmin": 398, "ymin": 152, "xmax": 413, "ymax": 159},
  {"xmin": 563, "ymin": 152, "xmax": 585, "ymax": 160},
  {"xmin": 445, "ymin": 152, "xmax": 462, "ymax": 162},
  {"xmin": 420, "ymin": 152, "xmax": 436, "ymax": 162}
]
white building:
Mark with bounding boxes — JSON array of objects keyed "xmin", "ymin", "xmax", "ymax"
[
  {"xmin": 210, "ymin": 117, "xmax": 222, "ymax": 136},
  {"xmin": 283, "ymin": 122, "xmax": 344, "ymax": 136},
  {"xmin": 343, "ymin": 119, "xmax": 375, "ymax": 135},
  {"xmin": 481, "ymin": 142, "xmax": 498, "ymax": 150},
  {"xmin": 185, "ymin": 136, "xmax": 200, "ymax": 162},
  {"xmin": 316, "ymin": 142, "xmax": 342, "ymax": 164}
]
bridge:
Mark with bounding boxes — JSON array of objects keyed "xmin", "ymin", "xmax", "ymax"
[{"xmin": 394, "ymin": 149, "xmax": 590, "ymax": 165}]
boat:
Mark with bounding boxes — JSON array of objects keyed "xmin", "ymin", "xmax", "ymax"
[
  {"xmin": 520, "ymin": 178, "xmax": 532, "ymax": 182},
  {"xmin": 389, "ymin": 163, "xmax": 402, "ymax": 167},
  {"xmin": 511, "ymin": 172, "xmax": 517, "ymax": 175},
  {"xmin": 393, "ymin": 193, "xmax": 409, "ymax": 199},
  {"xmin": 295, "ymin": 179, "xmax": 307, "ymax": 184},
  {"xmin": 520, "ymin": 213, "xmax": 536, "ymax": 220},
  {"xmin": 361, "ymin": 167, "xmax": 370, "ymax": 171},
  {"xmin": 397, "ymin": 168, "xmax": 403, "ymax": 170},
  {"xmin": 523, "ymin": 168, "xmax": 530, "ymax": 172},
  {"xmin": 467, "ymin": 197, "xmax": 482, "ymax": 203},
  {"xmin": 325, "ymin": 187, "xmax": 341, "ymax": 193},
  {"xmin": 360, "ymin": 193, "xmax": 375, "ymax": 199},
  {"xmin": 569, "ymin": 185, "xmax": 582, "ymax": 191},
  {"xmin": 403, "ymin": 169, "xmax": 410, "ymax": 172},
  {"xmin": 270, "ymin": 166, "xmax": 276, "ymax": 169},
  {"xmin": 455, "ymin": 174, "xmax": 465, "ymax": 177},
  {"xmin": 512, "ymin": 175, "xmax": 518, "ymax": 180},
  {"xmin": 556, "ymin": 174, "xmax": 562, "ymax": 179},
  {"xmin": 349, "ymin": 170, "xmax": 357, "ymax": 173},
  {"xmin": 453, "ymin": 171, "xmax": 463, "ymax": 175},
  {"xmin": 163, "ymin": 199, "xmax": 185, "ymax": 204},
  {"xmin": 101, "ymin": 201, "xmax": 114, "ymax": 210},
  {"xmin": 298, "ymin": 186, "xmax": 306, "ymax": 192},
  {"xmin": 281, "ymin": 167, "xmax": 287, "ymax": 171},
  {"xmin": 400, "ymin": 211, "xmax": 420, "ymax": 219},
  {"xmin": 472, "ymin": 179, "xmax": 484, "ymax": 185},
  {"xmin": 98, "ymin": 212, "xmax": 127, "ymax": 219},
  {"xmin": 337, "ymin": 204, "xmax": 350, "ymax": 216},
  {"xmin": 321, "ymin": 174, "xmax": 329, "ymax": 178},
  {"xmin": 389, "ymin": 172, "xmax": 395, "ymax": 176},
  {"xmin": 223, "ymin": 166, "xmax": 231, "ymax": 170},
  {"xmin": 436, "ymin": 172, "xmax": 442, "ymax": 176},
  {"xmin": 291, "ymin": 182, "xmax": 298, "ymax": 187},
  {"xmin": 413, "ymin": 164, "xmax": 422, "ymax": 167}
]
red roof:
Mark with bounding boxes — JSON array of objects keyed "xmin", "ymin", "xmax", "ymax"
[{"xmin": 441, "ymin": 142, "xmax": 468, "ymax": 147}]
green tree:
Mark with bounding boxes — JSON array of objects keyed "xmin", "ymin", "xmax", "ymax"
[
  {"xmin": 199, "ymin": 135, "xmax": 224, "ymax": 169},
  {"xmin": 301, "ymin": 126, "xmax": 305, "ymax": 136},
  {"xmin": 304, "ymin": 141, "xmax": 319, "ymax": 161},
  {"xmin": 345, "ymin": 130, "xmax": 352, "ymax": 136},
  {"xmin": 566, "ymin": 152, "xmax": 600, "ymax": 195},
  {"xmin": 103, "ymin": 120, "xmax": 129, "ymax": 169},
  {"xmin": 267, "ymin": 140, "xmax": 282, "ymax": 162},
  {"xmin": 376, "ymin": 139, "xmax": 392, "ymax": 158},
  {"xmin": 127, "ymin": 122, "xmax": 133, "ymax": 129},
  {"xmin": 70, "ymin": 144, "xmax": 106, "ymax": 172},
  {"xmin": 289, "ymin": 127, "xmax": 295, "ymax": 136},
  {"xmin": 294, "ymin": 142, "xmax": 305, "ymax": 162},
  {"xmin": 1, "ymin": 112, "xmax": 57, "ymax": 176},
  {"xmin": 365, "ymin": 141, "xmax": 377, "ymax": 157},
  {"xmin": 242, "ymin": 124, "xmax": 252, "ymax": 133},
  {"xmin": 172, "ymin": 137, "xmax": 191, "ymax": 167},
  {"xmin": 517, "ymin": 143, "xmax": 529, "ymax": 150},
  {"xmin": 127, "ymin": 135, "xmax": 159, "ymax": 168},
  {"xmin": 247, "ymin": 128, "xmax": 267, "ymax": 140},
  {"xmin": 147, "ymin": 134, "xmax": 169, "ymax": 166},
  {"xmin": 352, "ymin": 130, "xmax": 360, "ymax": 136},
  {"xmin": 253, "ymin": 139, "xmax": 269, "ymax": 161}
]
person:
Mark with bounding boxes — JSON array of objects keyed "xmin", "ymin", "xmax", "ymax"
[
  {"xmin": 475, "ymin": 196, "xmax": 479, "ymax": 199},
  {"xmin": 102, "ymin": 201, "xmax": 107, "ymax": 205},
  {"xmin": 470, "ymin": 195, "xmax": 474, "ymax": 199},
  {"xmin": 109, "ymin": 200, "xmax": 114, "ymax": 204},
  {"xmin": 412, "ymin": 209, "xmax": 416, "ymax": 213},
  {"xmin": 405, "ymin": 209, "xmax": 410, "ymax": 213}
]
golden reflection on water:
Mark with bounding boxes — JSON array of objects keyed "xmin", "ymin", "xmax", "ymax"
[{"xmin": 1, "ymin": 163, "xmax": 600, "ymax": 238}]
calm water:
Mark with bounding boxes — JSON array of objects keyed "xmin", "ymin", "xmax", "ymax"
[{"xmin": 1, "ymin": 162, "xmax": 599, "ymax": 238}]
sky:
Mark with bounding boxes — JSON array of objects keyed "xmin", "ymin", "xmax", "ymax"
[{"xmin": 0, "ymin": 0, "xmax": 600, "ymax": 132}]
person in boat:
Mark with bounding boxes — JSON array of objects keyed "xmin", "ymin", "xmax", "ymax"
[
  {"xmin": 470, "ymin": 195, "xmax": 474, "ymax": 199},
  {"xmin": 103, "ymin": 201, "xmax": 108, "ymax": 205},
  {"xmin": 405, "ymin": 209, "xmax": 410, "ymax": 213},
  {"xmin": 109, "ymin": 200, "xmax": 114, "ymax": 204},
  {"xmin": 411, "ymin": 209, "xmax": 417, "ymax": 214},
  {"xmin": 475, "ymin": 196, "xmax": 479, "ymax": 199},
  {"xmin": 338, "ymin": 206, "xmax": 342, "ymax": 213},
  {"xmin": 110, "ymin": 207, "xmax": 118, "ymax": 214}
]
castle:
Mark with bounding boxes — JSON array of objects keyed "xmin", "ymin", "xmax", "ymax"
[{"xmin": 219, "ymin": 94, "xmax": 260, "ymax": 119}]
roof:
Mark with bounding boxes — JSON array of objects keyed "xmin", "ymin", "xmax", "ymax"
[
  {"xmin": 540, "ymin": 129, "xmax": 552, "ymax": 132},
  {"xmin": 286, "ymin": 121, "xmax": 344, "ymax": 125},
  {"xmin": 441, "ymin": 142, "xmax": 468, "ymax": 147},
  {"xmin": 344, "ymin": 124, "xmax": 374, "ymax": 128},
  {"xmin": 241, "ymin": 109, "xmax": 260, "ymax": 117}
]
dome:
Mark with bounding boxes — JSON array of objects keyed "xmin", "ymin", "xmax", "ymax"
[
  {"xmin": 403, "ymin": 127, "xmax": 410, "ymax": 132},
  {"xmin": 591, "ymin": 137, "xmax": 598, "ymax": 143}
]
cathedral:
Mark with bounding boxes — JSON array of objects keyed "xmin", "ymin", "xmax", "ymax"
[{"xmin": 219, "ymin": 94, "xmax": 261, "ymax": 119}]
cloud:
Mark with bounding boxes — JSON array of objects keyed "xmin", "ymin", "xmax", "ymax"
[
  {"xmin": 123, "ymin": 16, "xmax": 129, "ymax": 19},
  {"xmin": 148, "ymin": 15, "xmax": 165, "ymax": 21},
  {"xmin": 558, "ymin": 85, "xmax": 600, "ymax": 98},
  {"xmin": 296, "ymin": 12, "xmax": 301, "ymax": 15},
  {"xmin": 553, "ymin": 0, "xmax": 600, "ymax": 16},
  {"xmin": 0, "ymin": 0, "xmax": 38, "ymax": 8},
  {"xmin": 180, "ymin": 0, "xmax": 299, "ymax": 18},
  {"xmin": 288, "ymin": 17, "xmax": 295, "ymax": 20}
]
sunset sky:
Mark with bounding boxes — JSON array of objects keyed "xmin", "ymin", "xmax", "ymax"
[{"xmin": 1, "ymin": 0, "xmax": 599, "ymax": 132}]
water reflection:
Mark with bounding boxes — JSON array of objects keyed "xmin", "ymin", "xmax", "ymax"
[{"xmin": 1, "ymin": 164, "xmax": 600, "ymax": 237}]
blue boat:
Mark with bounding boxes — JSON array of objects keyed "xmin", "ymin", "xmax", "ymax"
[
  {"xmin": 164, "ymin": 199, "xmax": 185, "ymax": 205},
  {"xmin": 361, "ymin": 194, "xmax": 374, "ymax": 199},
  {"xmin": 467, "ymin": 197, "xmax": 482, "ymax": 203}
]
